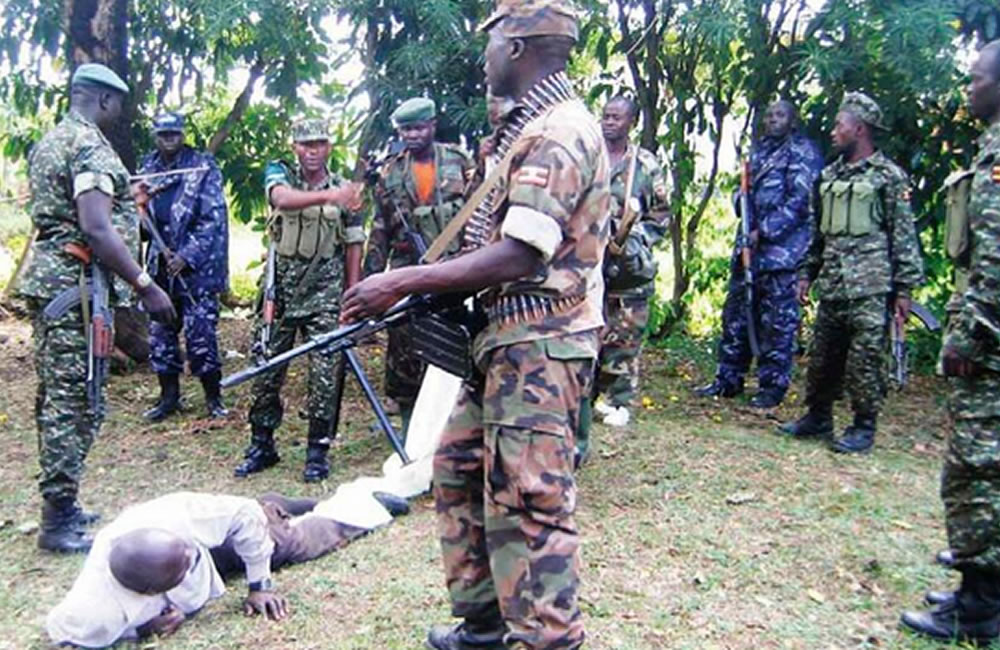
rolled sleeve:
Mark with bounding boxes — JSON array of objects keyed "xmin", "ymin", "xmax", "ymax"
[
  {"xmin": 263, "ymin": 161, "xmax": 291, "ymax": 201},
  {"xmin": 500, "ymin": 205, "xmax": 563, "ymax": 262},
  {"xmin": 73, "ymin": 171, "xmax": 115, "ymax": 198}
]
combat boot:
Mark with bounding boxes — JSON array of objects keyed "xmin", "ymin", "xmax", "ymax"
[
  {"xmin": 200, "ymin": 370, "xmax": 229, "ymax": 418},
  {"xmin": 303, "ymin": 418, "xmax": 332, "ymax": 483},
  {"xmin": 901, "ymin": 569, "xmax": 1000, "ymax": 643},
  {"xmin": 938, "ymin": 549, "xmax": 957, "ymax": 567},
  {"xmin": 38, "ymin": 498, "xmax": 93, "ymax": 553},
  {"xmin": 233, "ymin": 425, "xmax": 280, "ymax": 477},
  {"xmin": 144, "ymin": 373, "xmax": 181, "ymax": 422},
  {"xmin": 694, "ymin": 379, "xmax": 743, "ymax": 399},
  {"xmin": 778, "ymin": 402, "xmax": 833, "ymax": 438},
  {"xmin": 831, "ymin": 413, "xmax": 876, "ymax": 454},
  {"xmin": 67, "ymin": 500, "xmax": 100, "ymax": 527},
  {"xmin": 426, "ymin": 619, "xmax": 507, "ymax": 650},
  {"xmin": 749, "ymin": 388, "xmax": 785, "ymax": 409}
]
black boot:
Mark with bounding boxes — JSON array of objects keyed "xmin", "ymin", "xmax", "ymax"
[
  {"xmin": 144, "ymin": 373, "xmax": 181, "ymax": 422},
  {"xmin": 926, "ymin": 589, "xmax": 956, "ymax": 606},
  {"xmin": 831, "ymin": 413, "xmax": 876, "ymax": 454},
  {"xmin": 938, "ymin": 549, "xmax": 957, "ymax": 567},
  {"xmin": 778, "ymin": 402, "xmax": 833, "ymax": 438},
  {"xmin": 234, "ymin": 425, "xmax": 280, "ymax": 477},
  {"xmin": 694, "ymin": 379, "xmax": 743, "ymax": 399},
  {"xmin": 373, "ymin": 491, "xmax": 410, "ymax": 517},
  {"xmin": 38, "ymin": 498, "xmax": 93, "ymax": 553},
  {"xmin": 200, "ymin": 370, "xmax": 229, "ymax": 419},
  {"xmin": 67, "ymin": 500, "xmax": 100, "ymax": 527},
  {"xmin": 749, "ymin": 388, "xmax": 785, "ymax": 409},
  {"xmin": 426, "ymin": 618, "xmax": 507, "ymax": 650},
  {"xmin": 901, "ymin": 569, "xmax": 1000, "ymax": 643},
  {"xmin": 303, "ymin": 418, "xmax": 332, "ymax": 483}
]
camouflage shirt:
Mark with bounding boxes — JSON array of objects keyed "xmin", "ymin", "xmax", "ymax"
[
  {"xmin": 945, "ymin": 120, "xmax": 1000, "ymax": 374},
  {"xmin": 800, "ymin": 150, "xmax": 924, "ymax": 300},
  {"xmin": 474, "ymin": 77, "xmax": 611, "ymax": 360},
  {"xmin": 364, "ymin": 142, "xmax": 475, "ymax": 274},
  {"xmin": 21, "ymin": 109, "xmax": 139, "ymax": 305},
  {"xmin": 606, "ymin": 144, "xmax": 669, "ymax": 298},
  {"xmin": 263, "ymin": 160, "xmax": 364, "ymax": 319}
]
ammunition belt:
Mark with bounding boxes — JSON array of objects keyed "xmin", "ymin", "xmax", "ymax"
[{"xmin": 484, "ymin": 293, "xmax": 584, "ymax": 326}]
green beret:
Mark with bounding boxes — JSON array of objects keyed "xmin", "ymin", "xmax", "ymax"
[
  {"xmin": 480, "ymin": 0, "xmax": 579, "ymax": 42},
  {"xmin": 391, "ymin": 98, "xmax": 436, "ymax": 127},
  {"xmin": 839, "ymin": 91, "xmax": 887, "ymax": 131},
  {"xmin": 291, "ymin": 118, "xmax": 331, "ymax": 143},
  {"xmin": 71, "ymin": 63, "xmax": 129, "ymax": 94}
]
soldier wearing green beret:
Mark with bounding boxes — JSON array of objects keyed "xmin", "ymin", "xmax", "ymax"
[
  {"xmin": 21, "ymin": 63, "xmax": 176, "ymax": 552},
  {"xmin": 780, "ymin": 91, "xmax": 923, "ymax": 453},
  {"xmin": 235, "ymin": 118, "xmax": 365, "ymax": 482},
  {"xmin": 363, "ymin": 97, "xmax": 475, "ymax": 432}
]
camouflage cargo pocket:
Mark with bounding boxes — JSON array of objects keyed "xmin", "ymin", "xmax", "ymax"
[{"xmin": 487, "ymin": 424, "xmax": 576, "ymax": 523}]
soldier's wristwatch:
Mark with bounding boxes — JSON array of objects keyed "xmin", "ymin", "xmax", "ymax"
[
  {"xmin": 133, "ymin": 271, "xmax": 153, "ymax": 290},
  {"xmin": 248, "ymin": 578, "xmax": 273, "ymax": 592}
]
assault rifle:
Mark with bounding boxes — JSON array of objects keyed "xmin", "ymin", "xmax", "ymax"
[
  {"xmin": 889, "ymin": 302, "xmax": 942, "ymax": 390},
  {"xmin": 253, "ymin": 241, "xmax": 277, "ymax": 363},
  {"xmin": 738, "ymin": 154, "xmax": 761, "ymax": 357},
  {"xmin": 42, "ymin": 244, "xmax": 112, "ymax": 413}
]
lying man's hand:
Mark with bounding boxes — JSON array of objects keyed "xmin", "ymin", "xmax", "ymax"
[{"xmin": 244, "ymin": 590, "xmax": 289, "ymax": 621}]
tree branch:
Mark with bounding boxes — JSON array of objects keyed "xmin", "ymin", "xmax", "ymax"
[{"xmin": 207, "ymin": 58, "xmax": 265, "ymax": 154}]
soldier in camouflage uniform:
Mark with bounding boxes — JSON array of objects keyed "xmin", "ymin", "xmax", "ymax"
[
  {"xmin": 900, "ymin": 41, "xmax": 1000, "ymax": 644},
  {"xmin": 235, "ymin": 118, "xmax": 365, "ymax": 483},
  {"xmin": 364, "ymin": 97, "xmax": 475, "ymax": 434},
  {"xmin": 340, "ymin": 2, "xmax": 607, "ymax": 647},
  {"xmin": 592, "ymin": 95, "xmax": 669, "ymax": 429},
  {"xmin": 137, "ymin": 112, "xmax": 230, "ymax": 422},
  {"xmin": 696, "ymin": 100, "xmax": 823, "ymax": 408},
  {"xmin": 20, "ymin": 64, "xmax": 175, "ymax": 553},
  {"xmin": 780, "ymin": 92, "xmax": 923, "ymax": 453}
]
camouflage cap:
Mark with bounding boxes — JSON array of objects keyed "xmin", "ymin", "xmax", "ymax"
[
  {"xmin": 839, "ymin": 91, "xmax": 887, "ymax": 131},
  {"xmin": 291, "ymin": 118, "xmax": 331, "ymax": 143},
  {"xmin": 152, "ymin": 112, "xmax": 185, "ymax": 133},
  {"xmin": 479, "ymin": 0, "xmax": 579, "ymax": 42},
  {"xmin": 391, "ymin": 97, "xmax": 436, "ymax": 127},
  {"xmin": 71, "ymin": 63, "xmax": 129, "ymax": 94}
]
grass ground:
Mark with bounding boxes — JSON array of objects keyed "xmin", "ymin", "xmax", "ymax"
[{"xmin": 0, "ymin": 317, "xmax": 973, "ymax": 650}]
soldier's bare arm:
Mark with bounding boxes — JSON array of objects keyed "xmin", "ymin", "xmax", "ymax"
[
  {"xmin": 340, "ymin": 238, "xmax": 541, "ymax": 323},
  {"xmin": 269, "ymin": 182, "xmax": 362, "ymax": 211},
  {"xmin": 77, "ymin": 190, "xmax": 176, "ymax": 323}
]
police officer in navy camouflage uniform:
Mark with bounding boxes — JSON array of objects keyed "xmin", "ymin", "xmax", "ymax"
[
  {"xmin": 697, "ymin": 100, "xmax": 823, "ymax": 408},
  {"xmin": 138, "ymin": 113, "xmax": 230, "ymax": 421}
]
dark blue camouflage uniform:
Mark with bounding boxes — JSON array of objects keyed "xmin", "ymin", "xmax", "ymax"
[
  {"xmin": 713, "ymin": 132, "xmax": 823, "ymax": 396},
  {"xmin": 139, "ymin": 146, "xmax": 229, "ymax": 377}
]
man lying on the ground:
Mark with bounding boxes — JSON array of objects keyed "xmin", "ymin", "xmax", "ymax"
[{"xmin": 46, "ymin": 490, "xmax": 408, "ymax": 647}]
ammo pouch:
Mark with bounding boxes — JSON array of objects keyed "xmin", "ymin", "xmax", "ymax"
[
  {"xmin": 943, "ymin": 169, "xmax": 974, "ymax": 265},
  {"xmin": 275, "ymin": 204, "xmax": 343, "ymax": 259},
  {"xmin": 605, "ymin": 226, "xmax": 658, "ymax": 292},
  {"xmin": 819, "ymin": 180, "xmax": 878, "ymax": 236}
]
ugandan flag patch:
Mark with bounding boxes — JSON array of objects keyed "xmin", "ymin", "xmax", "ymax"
[
  {"xmin": 516, "ymin": 165, "xmax": 550, "ymax": 188},
  {"xmin": 993, "ymin": 165, "xmax": 1000, "ymax": 183}
]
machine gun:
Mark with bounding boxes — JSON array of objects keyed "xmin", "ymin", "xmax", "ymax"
[{"xmin": 252, "ymin": 241, "xmax": 277, "ymax": 363}]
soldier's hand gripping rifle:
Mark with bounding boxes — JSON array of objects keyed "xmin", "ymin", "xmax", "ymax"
[
  {"xmin": 738, "ymin": 155, "xmax": 761, "ymax": 357},
  {"xmin": 253, "ymin": 240, "xmax": 277, "ymax": 362},
  {"xmin": 42, "ymin": 243, "xmax": 113, "ymax": 413},
  {"xmin": 889, "ymin": 301, "xmax": 941, "ymax": 389}
]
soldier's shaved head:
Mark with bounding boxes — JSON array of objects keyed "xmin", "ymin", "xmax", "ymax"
[
  {"xmin": 69, "ymin": 82, "xmax": 124, "ymax": 130},
  {"xmin": 109, "ymin": 528, "xmax": 193, "ymax": 595},
  {"xmin": 969, "ymin": 40, "xmax": 1000, "ymax": 124}
]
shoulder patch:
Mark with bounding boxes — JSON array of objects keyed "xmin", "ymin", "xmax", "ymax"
[
  {"xmin": 516, "ymin": 165, "xmax": 550, "ymax": 188},
  {"xmin": 992, "ymin": 165, "xmax": 1000, "ymax": 184}
]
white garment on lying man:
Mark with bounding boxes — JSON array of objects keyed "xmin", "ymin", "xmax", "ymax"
[{"xmin": 46, "ymin": 492, "xmax": 273, "ymax": 649}]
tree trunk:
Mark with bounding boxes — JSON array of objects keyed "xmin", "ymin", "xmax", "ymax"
[{"xmin": 65, "ymin": 0, "xmax": 148, "ymax": 363}]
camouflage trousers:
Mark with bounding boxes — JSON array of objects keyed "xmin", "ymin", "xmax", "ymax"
[
  {"xmin": 595, "ymin": 293, "xmax": 649, "ymax": 408},
  {"xmin": 715, "ymin": 267, "xmax": 800, "ymax": 394},
  {"xmin": 433, "ymin": 333, "xmax": 595, "ymax": 649},
  {"xmin": 149, "ymin": 287, "xmax": 221, "ymax": 377},
  {"xmin": 248, "ymin": 309, "xmax": 344, "ymax": 432},
  {"xmin": 942, "ymin": 372, "xmax": 1000, "ymax": 573},
  {"xmin": 384, "ymin": 325, "xmax": 426, "ymax": 410},
  {"xmin": 804, "ymin": 293, "xmax": 888, "ymax": 415},
  {"xmin": 29, "ymin": 300, "xmax": 105, "ymax": 502}
]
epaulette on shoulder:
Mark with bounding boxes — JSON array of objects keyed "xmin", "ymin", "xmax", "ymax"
[{"xmin": 439, "ymin": 141, "xmax": 474, "ymax": 162}]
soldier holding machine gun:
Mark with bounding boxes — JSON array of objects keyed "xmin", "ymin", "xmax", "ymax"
[
  {"xmin": 134, "ymin": 112, "xmax": 230, "ymax": 422},
  {"xmin": 19, "ymin": 64, "xmax": 176, "ymax": 553},
  {"xmin": 235, "ymin": 118, "xmax": 365, "ymax": 483}
]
